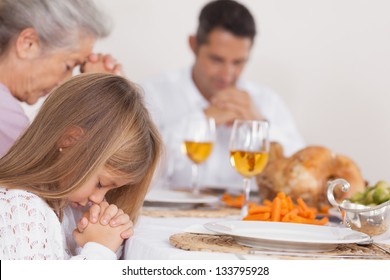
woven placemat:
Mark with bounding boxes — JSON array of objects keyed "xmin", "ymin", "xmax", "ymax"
[
  {"xmin": 169, "ymin": 232, "xmax": 390, "ymax": 259},
  {"xmin": 141, "ymin": 206, "xmax": 240, "ymax": 218}
]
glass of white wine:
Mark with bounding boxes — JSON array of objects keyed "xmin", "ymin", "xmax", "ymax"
[
  {"xmin": 229, "ymin": 120, "xmax": 269, "ymax": 217},
  {"xmin": 182, "ymin": 115, "xmax": 216, "ymax": 196}
]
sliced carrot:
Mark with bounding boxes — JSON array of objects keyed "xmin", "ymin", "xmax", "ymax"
[
  {"xmin": 320, "ymin": 205, "xmax": 330, "ymax": 214},
  {"xmin": 271, "ymin": 197, "xmax": 282, "ymax": 221},
  {"xmin": 281, "ymin": 209, "xmax": 298, "ymax": 222},
  {"xmin": 221, "ymin": 193, "xmax": 245, "ymax": 208},
  {"xmin": 286, "ymin": 196, "xmax": 295, "ymax": 211},
  {"xmin": 239, "ymin": 192, "xmax": 328, "ymax": 226},
  {"xmin": 243, "ymin": 212, "xmax": 271, "ymax": 221},
  {"xmin": 277, "ymin": 192, "xmax": 286, "ymax": 200},
  {"xmin": 263, "ymin": 199, "xmax": 273, "ymax": 207},
  {"xmin": 249, "ymin": 205, "xmax": 272, "ymax": 214},
  {"xmin": 297, "ymin": 197, "xmax": 310, "ymax": 213}
]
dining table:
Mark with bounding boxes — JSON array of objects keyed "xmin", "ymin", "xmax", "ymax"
[
  {"xmin": 124, "ymin": 215, "xmax": 260, "ymax": 260},
  {"xmin": 123, "ymin": 210, "xmax": 390, "ymax": 260}
]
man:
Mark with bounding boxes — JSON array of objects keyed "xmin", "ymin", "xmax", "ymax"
[{"xmin": 142, "ymin": 0, "xmax": 304, "ymax": 190}]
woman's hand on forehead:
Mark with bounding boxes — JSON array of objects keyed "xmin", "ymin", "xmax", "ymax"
[{"xmin": 79, "ymin": 53, "xmax": 123, "ymax": 75}]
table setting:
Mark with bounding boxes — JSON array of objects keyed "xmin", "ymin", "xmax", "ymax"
[
  {"xmin": 126, "ymin": 210, "xmax": 390, "ymax": 259},
  {"xmin": 141, "ymin": 188, "xmax": 240, "ymax": 218},
  {"xmin": 126, "ymin": 119, "xmax": 390, "ymax": 260},
  {"xmin": 165, "ymin": 184, "xmax": 390, "ymax": 260}
]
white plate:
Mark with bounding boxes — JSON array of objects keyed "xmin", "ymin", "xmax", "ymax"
[
  {"xmin": 204, "ymin": 220, "xmax": 371, "ymax": 252},
  {"xmin": 144, "ymin": 190, "xmax": 219, "ymax": 205}
]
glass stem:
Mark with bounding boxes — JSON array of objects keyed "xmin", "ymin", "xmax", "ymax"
[
  {"xmin": 241, "ymin": 177, "xmax": 252, "ymax": 218},
  {"xmin": 191, "ymin": 163, "xmax": 199, "ymax": 196}
]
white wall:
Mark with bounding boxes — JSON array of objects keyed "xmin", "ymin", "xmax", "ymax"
[{"xmin": 26, "ymin": 0, "xmax": 390, "ymax": 184}]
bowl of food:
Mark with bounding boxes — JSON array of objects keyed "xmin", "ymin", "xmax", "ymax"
[{"xmin": 327, "ymin": 179, "xmax": 390, "ymax": 237}]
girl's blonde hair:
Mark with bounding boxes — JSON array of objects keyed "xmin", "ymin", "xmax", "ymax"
[{"xmin": 0, "ymin": 73, "xmax": 161, "ymax": 222}]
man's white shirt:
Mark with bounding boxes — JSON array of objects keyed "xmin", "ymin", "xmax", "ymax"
[{"xmin": 140, "ymin": 67, "xmax": 305, "ymax": 190}]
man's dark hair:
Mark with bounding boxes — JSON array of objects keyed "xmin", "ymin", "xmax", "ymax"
[{"xmin": 196, "ymin": 0, "xmax": 256, "ymax": 45}]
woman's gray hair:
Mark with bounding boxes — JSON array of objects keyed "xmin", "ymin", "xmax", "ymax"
[{"xmin": 0, "ymin": 0, "xmax": 110, "ymax": 54}]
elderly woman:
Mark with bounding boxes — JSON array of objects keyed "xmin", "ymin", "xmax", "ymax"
[
  {"xmin": 0, "ymin": 0, "xmax": 122, "ymax": 156},
  {"xmin": 0, "ymin": 1, "xmax": 133, "ymax": 257}
]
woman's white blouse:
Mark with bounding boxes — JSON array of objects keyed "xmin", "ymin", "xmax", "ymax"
[{"xmin": 0, "ymin": 187, "xmax": 117, "ymax": 260}]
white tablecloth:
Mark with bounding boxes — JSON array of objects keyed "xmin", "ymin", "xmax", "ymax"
[
  {"xmin": 124, "ymin": 216, "xmax": 273, "ymax": 260},
  {"xmin": 124, "ymin": 215, "xmax": 390, "ymax": 260}
]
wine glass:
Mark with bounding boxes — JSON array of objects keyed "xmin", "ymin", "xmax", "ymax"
[
  {"xmin": 182, "ymin": 115, "xmax": 216, "ymax": 196},
  {"xmin": 229, "ymin": 120, "xmax": 269, "ymax": 217},
  {"xmin": 157, "ymin": 131, "xmax": 180, "ymax": 189}
]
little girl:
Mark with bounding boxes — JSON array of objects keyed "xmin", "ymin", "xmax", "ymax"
[{"xmin": 0, "ymin": 73, "xmax": 162, "ymax": 259}]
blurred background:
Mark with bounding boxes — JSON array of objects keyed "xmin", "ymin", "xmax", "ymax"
[{"xmin": 24, "ymin": 0, "xmax": 390, "ymax": 184}]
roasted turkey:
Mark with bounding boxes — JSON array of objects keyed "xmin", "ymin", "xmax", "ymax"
[{"xmin": 256, "ymin": 142, "xmax": 366, "ymax": 206}]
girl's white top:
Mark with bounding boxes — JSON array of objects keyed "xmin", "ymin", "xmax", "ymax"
[{"xmin": 0, "ymin": 187, "xmax": 117, "ymax": 260}]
